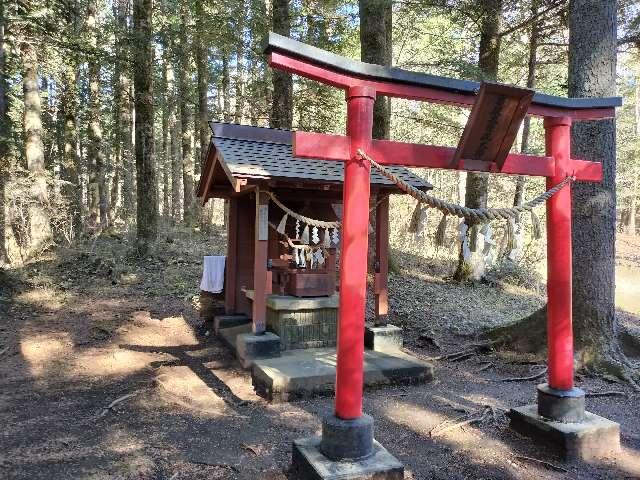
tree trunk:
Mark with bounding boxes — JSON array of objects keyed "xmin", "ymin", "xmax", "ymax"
[
  {"xmin": 40, "ymin": 77, "xmax": 55, "ymax": 172},
  {"xmin": 171, "ymin": 114, "xmax": 181, "ymax": 220},
  {"xmin": 234, "ymin": 1, "xmax": 247, "ymax": 125},
  {"xmin": 269, "ymin": 0, "xmax": 293, "ymax": 129},
  {"xmin": 133, "ymin": 0, "xmax": 157, "ymax": 251},
  {"xmin": 194, "ymin": 0, "xmax": 209, "ymax": 170},
  {"xmin": 170, "ymin": 40, "xmax": 182, "ymax": 223},
  {"xmin": 111, "ymin": 0, "xmax": 132, "ymax": 222},
  {"xmin": 122, "ymin": 85, "xmax": 136, "ymax": 219},
  {"xmin": 221, "ymin": 55, "xmax": 231, "ymax": 122},
  {"xmin": 87, "ymin": 0, "xmax": 108, "ymax": 228},
  {"xmin": 160, "ymin": 91, "xmax": 167, "ymax": 217},
  {"xmin": 170, "ymin": 40, "xmax": 181, "ymax": 224},
  {"xmin": 22, "ymin": 44, "xmax": 45, "ymax": 174},
  {"xmin": 0, "ymin": 3, "xmax": 10, "ymax": 262},
  {"xmin": 177, "ymin": 13, "xmax": 195, "ymax": 225},
  {"xmin": 21, "ymin": 39, "xmax": 50, "ymax": 253},
  {"xmin": 629, "ymin": 60, "xmax": 639, "ymax": 236},
  {"xmin": 181, "ymin": 103, "xmax": 195, "ymax": 225},
  {"xmin": 358, "ymin": 0, "xmax": 391, "ymax": 140},
  {"xmin": 510, "ymin": 0, "xmax": 539, "ymax": 261},
  {"xmin": 164, "ymin": 47, "xmax": 176, "ymax": 218},
  {"xmin": 160, "ymin": 47, "xmax": 168, "ymax": 216},
  {"xmin": 60, "ymin": 62, "xmax": 82, "ymax": 238},
  {"xmin": 568, "ymin": 0, "xmax": 618, "ymax": 364},
  {"xmin": 454, "ymin": 0, "xmax": 502, "ymax": 282}
]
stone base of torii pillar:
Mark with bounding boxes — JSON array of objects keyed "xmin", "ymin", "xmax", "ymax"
[
  {"xmin": 291, "ymin": 413, "xmax": 404, "ymax": 480},
  {"xmin": 509, "ymin": 384, "xmax": 620, "ymax": 461}
]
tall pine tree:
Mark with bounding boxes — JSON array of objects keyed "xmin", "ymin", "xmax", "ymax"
[{"xmin": 133, "ymin": 0, "xmax": 157, "ymax": 252}]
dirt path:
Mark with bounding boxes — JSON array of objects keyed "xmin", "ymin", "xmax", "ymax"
[{"xmin": 1, "ymin": 231, "xmax": 639, "ymax": 479}]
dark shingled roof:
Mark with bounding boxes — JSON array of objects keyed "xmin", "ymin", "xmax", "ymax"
[{"xmin": 207, "ymin": 122, "xmax": 432, "ymax": 191}]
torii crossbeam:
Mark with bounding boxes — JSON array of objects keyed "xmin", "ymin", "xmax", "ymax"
[{"xmin": 265, "ymin": 32, "xmax": 622, "ymax": 471}]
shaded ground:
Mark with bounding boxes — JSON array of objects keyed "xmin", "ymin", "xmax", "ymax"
[
  {"xmin": 617, "ymin": 233, "xmax": 640, "ymax": 316},
  {"xmin": 1, "ymin": 227, "xmax": 639, "ymax": 479}
]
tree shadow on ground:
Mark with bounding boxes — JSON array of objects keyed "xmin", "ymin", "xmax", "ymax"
[{"xmin": 120, "ymin": 343, "xmax": 245, "ymax": 409}]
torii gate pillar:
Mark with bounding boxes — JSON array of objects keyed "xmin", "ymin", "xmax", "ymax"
[
  {"xmin": 509, "ymin": 117, "xmax": 621, "ymax": 460},
  {"xmin": 317, "ymin": 87, "xmax": 379, "ymax": 461},
  {"xmin": 293, "ymin": 86, "xmax": 406, "ymax": 477},
  {"xmin": 334, "ymin": 86, "xmax": 375, "ymax": 421},
  {"xmin": 535, "ymin": 117, "xmax": 586, "ymax": 421}
]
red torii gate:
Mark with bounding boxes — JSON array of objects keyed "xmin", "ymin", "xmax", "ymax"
[{"xmin": 265, "ymin": 33, "xmax": 622, "ymax": 469}]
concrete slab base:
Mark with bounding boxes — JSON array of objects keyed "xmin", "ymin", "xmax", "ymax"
[
  {"xmin": 252, "ymin": 348, "xmax": 433, "ymax": 402},
  {"xmin": 509, "ymin": 404, "xmax": 620, "ymax": 461},
  {"xmin": 214, "ymin": 314, "xmax": 250, "ymax": 335},
  {"xmin": 291, "ymin": 437, "xmax": 404, "ymax": 480},
  {"xmin": 365, "ymin": 324, "xmax": 403, "ymax": 352},
  {"xmin": 236, "ymin": 332, "xmax": 281, "ymax": 369}
]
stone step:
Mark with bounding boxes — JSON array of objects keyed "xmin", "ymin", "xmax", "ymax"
[
  {"xmin": 218, "ymin": 323, "xmax": 252, "ymax": 350},
  {"xmin": 252, "ymin": 348, "xmax": 434, "ymax": 403},
  {"xmin": 214, "ymin": 314, "xmax": 251, "ymax": 335}
]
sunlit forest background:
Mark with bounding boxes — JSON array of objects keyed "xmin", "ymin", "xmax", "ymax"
[{"xmin": 1, "ymin": 0, "xmax": 639, "ymax": 270}]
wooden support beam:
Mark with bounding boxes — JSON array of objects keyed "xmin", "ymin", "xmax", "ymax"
[
  {"xmin": 374, "ymin": 195, "xmax": 390, "ymax": 326},
  {"xmin": 292, "ymin": 131, "xmax": 602, "ymax": 181},
  {"xmin": 252, "ymin": 189, "xmax": 270, "ymax": 334},
  {"xmin": 293, "ymin": 131, "xmax": 350, "ymax": 161},
  {"xmin": 568, "ymin": 159, "xmax": 603, "ymax": 182},
  {"xmin": 225, "ymin": 198, "xmax": 238, "ymax": 314},
  {"xmin": 199, "ymin": 148, "xmax": 217, "ymax": 205}
]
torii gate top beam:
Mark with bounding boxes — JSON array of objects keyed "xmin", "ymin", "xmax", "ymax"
[
  {"xmin": 266, "ymin": 32, "xmax": 621, "ymax": 120},
  {"xmin": 265, "ymin": 33, "xmax": 621, "ymax": 181}
]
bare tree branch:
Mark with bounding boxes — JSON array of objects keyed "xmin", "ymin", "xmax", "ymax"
[{"xmin": 499, "ymin": 0, "xmax": 566, "ymax": 38}]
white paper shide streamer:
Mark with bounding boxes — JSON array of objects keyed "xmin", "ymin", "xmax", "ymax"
[
  {"xmin": 276, "ymin": 213, "xmax": 288, "ymax": 234},
  {"xmin": 458, "ymin": 221, "xmax": 471, "ymax": 260},
  {"xmin": 331, "ymin": 227, "xmax": 339, "ymax": 246}
]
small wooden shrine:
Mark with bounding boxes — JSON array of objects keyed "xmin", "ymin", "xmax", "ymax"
[{"xmin": 197, "ymin": 122, "xmax": 431, "ymax": 350}]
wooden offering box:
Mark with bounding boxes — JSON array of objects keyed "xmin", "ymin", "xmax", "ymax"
[
  {"xmin": 285, "ymin": 248, "xmax": 336, "ymax": 297},
  {"xmin": 286, "ymin": 269, "xmax": 335, "ymax": 297}
]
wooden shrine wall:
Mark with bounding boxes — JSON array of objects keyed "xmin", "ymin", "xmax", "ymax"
[
  {"xmin": 225, "ymin": 188, "xmax": 389, "ymax": 317},
  {"xmin": 232, "ymin": 195, "xmax": 255, "ymax": 316}
]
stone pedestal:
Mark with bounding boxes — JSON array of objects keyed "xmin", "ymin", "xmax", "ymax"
[
  {"xmin": 320, "ymin": 414, "xmax": 374, "ymax": 461},
  {"xmin": 236, "ymin": 332, "xmax": 281, "ymax": 369},
  {"xmin": 537, "ymin": 384, "xmax": 586, "ymax": 423},
  {"xmin": 365, "ymin": 323, "xmax": 403, "ymax": 352},
  {"xmin": 509, "ymin": 383, "xmax": 621, "ymax": 461},
  {"xmin": 291, "ymin": 413, "xmax": 404, "ymax": 480},
  {"xmin": 263, "ymin": 293, "xmax": 339, "ymax": 350},
  {"xmin": 291, "ymin": 438, "xmax": 404, "ymax": 480}
]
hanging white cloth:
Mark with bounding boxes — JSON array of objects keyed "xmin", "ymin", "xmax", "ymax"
[{"xmin": 200, "ymin": 255, "xmax": 226, "ymax": 293}]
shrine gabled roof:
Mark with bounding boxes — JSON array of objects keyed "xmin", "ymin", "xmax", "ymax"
[
  {"xmin": 265, "ymin": 32, "xmax": 622, "ymax": 112},
  {"xmin": 197, "ymin": 122, "xmax": 432, "ymax": 198}
]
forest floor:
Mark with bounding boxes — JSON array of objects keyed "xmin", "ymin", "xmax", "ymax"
[{"xmin": 1, "ymin": 226, "xmax": 639, "ymax": 480}]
